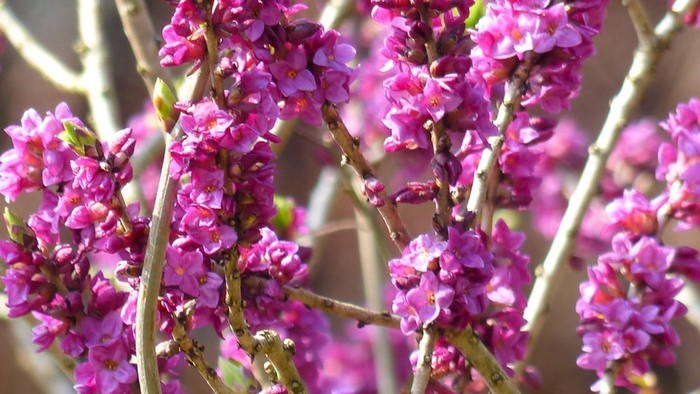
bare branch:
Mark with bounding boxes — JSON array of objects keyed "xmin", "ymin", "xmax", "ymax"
[
  {"xmin": 135, "ymin": 65, "xmax": 210, "ymax": 394},
  {"xmin": 0, "ymin": 0, "xmax": 83, "ymax": 93},
  {"xmin": 519, "ymin": 0, "xmax": 700, "ymax": 376}
]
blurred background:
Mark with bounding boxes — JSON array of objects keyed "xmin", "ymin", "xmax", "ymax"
[{"xmin": 1, "ymin": 0, "xmax": 700, "ymax": 393}]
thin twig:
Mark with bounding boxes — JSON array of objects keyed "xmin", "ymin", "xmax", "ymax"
[
  {"xmin": 135, "ymin": 65, "xmax": 210, "ymax": 394},
  {"xmin": 446, "ymin": 328, "xmax": 520, "ymax": 394},
  {"xmin": 321, "ymin": 102, "xmax": 411, "ymax": 251},
  {"xmin": 77, "ymin": 0, "xmax": 122, "ymax": 139},
  {"xmin": 411, "ymin": 327, "xmax": 437, "ymax": 394},
  {"xmin": 114, "ymin": 0, "xmax": 174, "ymax": 98},
  {"xmin": 624, "ymin": 0, "xmax": 654, "ymax": 45},
  {"xmin": 353, "ymin": 184, "xmax": 398, "ymax": 394},
  {"xmin": 243, "ymin": 276, "xmax": 401, "ymax": 329},
  {"xmin": 519, "ymin": 0, "xmax": 699, "ymax": 376},
  {"xmin": 462, "ymin": 52, "xmax": 540, "ymax": 227},
  {"xmin": 171, "ymin": 301, "xmax": 234, "ymax": 394},
  {"xmin": 417, "ymin": 5, "xmax": 452, "ymax": 238},
  {"xmin": 0, "ymin": 0, "xmax": 83, "ymax": 93}
]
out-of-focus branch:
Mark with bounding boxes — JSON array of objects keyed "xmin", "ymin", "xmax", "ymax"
[
  {"xmin": 135, "ymin": 65, "xmax": 210, "ymax": 394},
  {"xmin": 519, "ymin": 0, "xmax": 699, "ymax": 376},
  {"xmin": 0, "ymin": 0, "xmax": 83, "ymax": 93},
  {"xmin": 171, "ymin": 301, "xmax": 234, "ymax": 394},
  {"xmin": 322, "ymin": 102, "xmax": 411, "ymax": 251},
  {"xmin": 114, "ymin": 0, "xmax": 174, "ymax": 98},
  {"xmin": 353, "ymin": 185, "xmax": 398, "ymax": 394},
  {"xmin": 77, "ymin": 0, "xmax": 121, "ymax": 139},
  {"xmin": 244, "ymin": 276, "xmax": 401, "ymax": 329}
]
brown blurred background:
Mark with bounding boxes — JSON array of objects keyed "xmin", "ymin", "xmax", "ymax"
[{"xmin": 1, "ymin": 1, "xmax": 700, "ymax": 393}]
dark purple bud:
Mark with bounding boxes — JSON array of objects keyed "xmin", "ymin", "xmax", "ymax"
[
  {"xmin": 362, "ymin": 176, "xmax": 386, "ymax": 207},
  {"xmin": 390, "ymin": 182, "xmax": 437, "ymax": 204},
  {"xmin": 52, "ymin": 245, "xmax": 74, "ymax": 266},
  {"xmin": 64, "ymin": 292, "xmax": 84, "ymax": 315},
  {"xmin": 431, "ymin": 152, "xmax": 463, "ymax": 186},
  {"xmin": 670, "ymin": 246, "xmax": 700, "ymax": 282},
  {"xmin": 109, "ymin": 128, "xmax": 135, "ymax": 156},
  {"xmin": 407, "ymin": 21, "xmax": 431, "ymax": 41},
  {"xmin": 73, "ymin": 255, "xmax": 90, "ymax": 282},
  {"xmin": 521, "ymin": 116, "xmax": 557, "ymax": 145}
]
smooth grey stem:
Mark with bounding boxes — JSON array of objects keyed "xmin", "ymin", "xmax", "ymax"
[
  {"xmin": 0, "ymin": 0, "xmax": 83, "ymax": 93},
  {"xmin": 135, "ymin": 66, "xmax": 209, "ymax": 394},
  {"xmin": 519, "ymin": 0, "xmax": 699, "ymax": 377}
]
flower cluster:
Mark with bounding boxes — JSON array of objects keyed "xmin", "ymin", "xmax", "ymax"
[
  {"xmin": 472, "ymin": 0, "xmax": 609, "ymax": 113},
  {"xmin": 390, "ymin": 219, "xmax": 531, "ymax": 379},
  {"xmin": 577, "ymin": 100, "xmax": 700, "ymax": 391},
  {"xmin": 0, "ymin": 105, "xmax": 182, "ymax": 393},
  {"xmin": 160, "ymin": 0, "xmax": 356, "ymax": 127}
]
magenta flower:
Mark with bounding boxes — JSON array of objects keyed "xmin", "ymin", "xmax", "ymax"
[
  {"xmin": 419, "ymin": 78, "xmax": 462, "ymax": 122},
  {"xmin": 189, "ymin": 167, "xmax": 225, "ymax": 209},
  {"xmin": 86, "ymin": 342, "xmax": 137, "ymax": 393},
  {"xmin": 405, "ymin": 271, "xmax": 454, "ymax": 325},
  {"xmin": 164, "ymin": 245, "xmax": 205, "ymax": 296},
  {"xmin": 32, "ymin": 312, "xmax": 68, "ymax": 352},
  {"xmin": 392, "ymin": 292, "xmax": 421, "ymax": 334},
  {"xmin": 80, "ymin": 311, "xmax": 124, "ymax": 348},
  {"xmin": 312, "ymin": 30, "xmax": 356, "ymax": 72},
  {"xmin": 269, "ymin": 47, "xmax": 317, "ymax": 96}
]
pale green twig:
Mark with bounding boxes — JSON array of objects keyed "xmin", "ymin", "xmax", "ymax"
[{"xmin": 519, "ymin": 0, "xmax": 700, "ymax": 377}]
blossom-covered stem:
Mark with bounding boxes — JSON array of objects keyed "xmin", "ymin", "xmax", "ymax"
[
  {"xmin": 271, "ymin": 0, "xmax": 355, "ymax": 155},
  {"xmin": 446, "ymin": 328, "xmax": 521, "ymax": 394},
  {"xmin": 354, "ymin": 200, "xmax": 398, "ymax": 394},
  {"xmin": 520, "ymin": 0, "xmax": 699, "ymax": 377},
  {"xmin": 77, "ymin": 0, "xmax": 121, "ymax": 139},
  {"xmin": 243, "ymin": 276, "xmax": 402, "ymax": 328},
  {"xmin": 463, "ymin": 52, "xmax": 539, "ymax": 228},
  {"xmin": 203, "ymin": 2, "xmax": 224, "ymax": 108},
  {"xmin": 625, "ymin": 0, "xmax": 654, "ymax": 45},
  {"xmin": 417, "ymin": 5, "xmax": 453, "ymax": 236},
  {"xmin": 411, "ymin": 326, "xmax": 438, "ymax": 394},
  {"xmin": 254, "ymin": 330, "xmax": 308, "ymax": 394},
  {"xmin": 114, "ymin": 0, "xmax": 174, "ymax": 98},
  {"xmin": 322, "ymin": 102, "xmax": 411, "ymax": 250},
  {"xmin": 171, "ymin": 301, "xmax": 234, "ymax": 394},
  {"xmin": 223, "ymin": 248, "xmax": 258, "ymax": 352},
  {"xmin": 0, "ymin": 0, "xmax": 83, "ymax": 92},
  {"xmin": 135, "ymin": 66, "xmax": 210, "ymax": 394}
]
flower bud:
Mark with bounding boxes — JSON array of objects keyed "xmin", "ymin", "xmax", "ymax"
[{"xmin": 391, "ymin": 182, "xmax": 436, "ymax": 204}]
